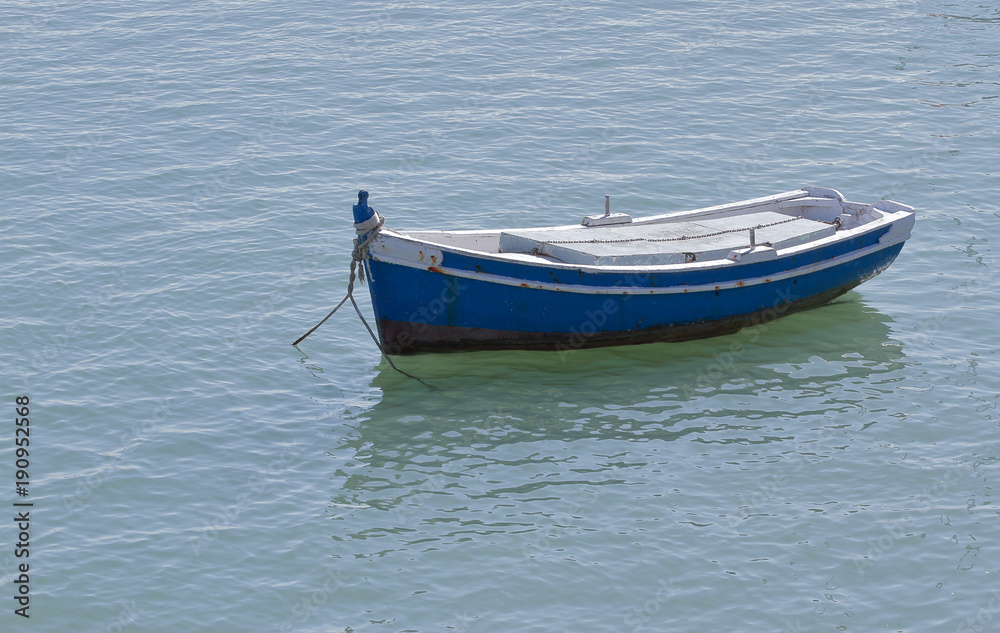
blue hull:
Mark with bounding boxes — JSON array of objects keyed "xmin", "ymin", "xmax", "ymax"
[
  {"xmin": 340, "ymin": 187, "xmax": 914, "ymax": 355},
  {"xmin": 364, "ymin": 238, "xmax": 905, "ymax": 355}
]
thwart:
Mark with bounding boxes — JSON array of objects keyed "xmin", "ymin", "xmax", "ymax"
[{"xmin": 326, "ymin": 187, "xmax": 914, "ymax": 355}]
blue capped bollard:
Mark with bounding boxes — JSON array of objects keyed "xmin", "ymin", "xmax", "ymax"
[
  {"xmin": 353, "ymin": 190, "xmax": 382, "ymax": 235},
  {"xmin": 289, "ymin": 190, "xmax": 388, "ymax": 348}
]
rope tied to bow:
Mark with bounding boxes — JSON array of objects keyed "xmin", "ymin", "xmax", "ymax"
[{"xmin": 292, "ymin": 218, "xmax": 433, "ymax": 387}]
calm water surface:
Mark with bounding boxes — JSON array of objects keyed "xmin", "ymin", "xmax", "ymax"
[{"xmin": 2, "ymin": 1, "xmax": 999, "ymax": 631}]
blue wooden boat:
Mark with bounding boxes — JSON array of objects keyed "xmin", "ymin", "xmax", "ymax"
[{"xmin": 349, "ymin": 187, "xmax": 914, "ymax": 355}]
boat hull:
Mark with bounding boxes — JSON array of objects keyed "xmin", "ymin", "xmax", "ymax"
[{"xmin": 364, "ymin": 238, "xmax": 905, "ymax": 355}]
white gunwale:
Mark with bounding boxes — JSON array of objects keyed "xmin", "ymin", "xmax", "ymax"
[{"xmin": 368, "ymin": 189, "xmax": 914, "ymax": 279}]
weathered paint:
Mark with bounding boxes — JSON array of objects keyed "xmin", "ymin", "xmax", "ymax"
[
  {"xmin": 376, "ymin": 278, "xmax": 870, "ymax": 355},
  {"xmin": 353, "ymin": 188, "xmax": 914, "ymax": 355},
  {"xmin": 366, "ymin": 242, "xmax": 905, "ymax": 354}
]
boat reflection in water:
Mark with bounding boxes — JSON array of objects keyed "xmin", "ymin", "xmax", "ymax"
[{"xmin": 337, "ymin": 294, "xmax": 904, "ymax": 451}]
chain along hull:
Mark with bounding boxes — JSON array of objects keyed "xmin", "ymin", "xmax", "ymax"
[{"xmin": 350, "ymin": 188, "xmax": 915, "ymax": 355}]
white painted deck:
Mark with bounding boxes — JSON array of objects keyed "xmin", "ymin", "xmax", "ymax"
[{"xmin": 498, "ymin": 211, "xmax": 836, "ymax": 266}]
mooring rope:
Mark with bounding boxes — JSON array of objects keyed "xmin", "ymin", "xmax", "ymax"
[{"xmin": 292, "ymin": 218, "xmax": 435, "ymax": 388}]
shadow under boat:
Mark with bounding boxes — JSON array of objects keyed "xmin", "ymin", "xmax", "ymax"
[{"xmin": 330, "ymin": 293, "xmax": 905, "ymax": 450}]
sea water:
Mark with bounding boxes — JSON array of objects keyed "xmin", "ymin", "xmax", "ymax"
[{"xmin": 2, "ymin": 1, "xmax": 998, "ymax": 631}]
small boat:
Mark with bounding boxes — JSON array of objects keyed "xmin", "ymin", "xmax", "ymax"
[{"xmin": 349, "ymin": 187, "xmax": 914, "ymax": 355}]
